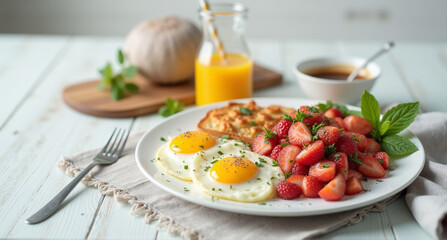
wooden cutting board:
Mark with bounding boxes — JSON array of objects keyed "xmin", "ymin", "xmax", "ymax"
[{"xmin": 63, "ymin": 63, "xmax": 282, "ymax": 118}]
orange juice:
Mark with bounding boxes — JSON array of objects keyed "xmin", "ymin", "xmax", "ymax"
[{"xmin": 195, "ymin": 53, "xmax": 253, "ymax": 106}]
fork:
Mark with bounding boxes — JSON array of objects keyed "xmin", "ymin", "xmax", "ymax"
[{"xmin": 25, "ymin": 128, "xmax": 130, "ymax": 224}]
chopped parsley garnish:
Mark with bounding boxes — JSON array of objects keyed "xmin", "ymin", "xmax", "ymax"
[
  {"xmin": 221, "ymin": 135, "xmax": 230, "ymax": 140},
  {"xmin": 376, "ymin": 179, "xmax": 383, "ymax": 182},
  {"xmin": 284, "ymin": 172, "xmax": 292, "ymax": 179},
  {"xmin": 239, "ymin": 107, "xmax": 252, "ymax": 115},
  {"xmin": 272, "ymin": 161, "xmax": 279, "ymax": 167},
  {"xmin": 217, "ymin": 151, "xmax": 224, "ymax": 155},
  {"xmin": 199, "ymin": 145, "xmax": 204, "ymax": 149},
  {"xmin": 210, "ymin": 160, "xmax": 218, "ymax": 164},
  {"xmin": 251, "ymin": 120, "xmax": 257, "ymax": 126},
  {"xmin": 160, "ymin": 137, "xmax": 166, "ymax": 142},
  {"xmin": 184, "ymin": 187, "xmax": 190, "ymax": 192},
  {"xmin": 258, "ymin": 202, "xmax": 267, "ymax": 205},
  {"xmin": 184, "ymin": 165, "xmax": 188, "ymax": 170},
  {"xmin": 362, "ymin": 177, "xmax": 368, "ymax": 182},
  {"xmin": 204, "ymin": 166, "xmax": 211, "ymax": 172}
]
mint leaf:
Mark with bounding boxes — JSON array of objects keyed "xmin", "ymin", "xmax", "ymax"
[
  {"xmin": 380, "ymin": 120, "xmax": 391, "ymax": 135},
  {"xmin": 159, "ymin": 98, "xmax": 184, "ymax": 117},
  {"xmin": 118, "ymin": 49, "xmax": 125, "ymax": 65},
  {"xmin": 381, "ymin": 135, "xmax": 418, "ymax": 156},
  {"xmin": 124, "ymin": 66, "xmax": 138, "ymax": 78},
  {"xmin": 125, "ymin": 83, "xmax": 139, "ymax": 92},
  {"xmin": 111, "ymin": 85, "xmax": 124, "ymax": 100},
  {"xmin": 361, "ymin": 90, "xmax": 381, "ymax": 128},
  {"xmin": 381, "ymin": 102, "xmax": 419, "ymax": 136}
]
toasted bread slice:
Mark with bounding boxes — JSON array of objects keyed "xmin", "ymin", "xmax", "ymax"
[{"xmin": 197, "ymin": 100, "xmax": 295, "ymax": 145}]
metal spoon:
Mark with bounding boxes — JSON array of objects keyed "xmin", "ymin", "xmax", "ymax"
[{"xmin": 346, "ymin": 41, "xmax": 395, "ymax": 82}]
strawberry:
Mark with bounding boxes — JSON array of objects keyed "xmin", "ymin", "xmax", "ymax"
[
  {"xmin": 295, "ymin": 140, "xmax": 325, "ymax": 166},
  {"xmin": 365, "ymin": 138, "xmax": 381, "ymax": 154},
  {"xmin": 343, "ymin": 131, "xmax": 367, "ymax": 152},
  {"xmin": 270, "ymin": 144, "xmax": 285, "ymax": 160},
  {"xmin": 374, "ymin": 151, "xmax": 390, "ymax": 170},
  {"xmin": 335, "ymin": 135, "xmax": 358, "ymax": 156},
  {"xmin": 291, "ymin": 162, "xmax": 309, "ymax": 176},
  {"xmin": 329, "ymin": 117, "xmax": 345, "ymax": 129},
  {"xmin": 277, "ymin": 145, "xmax": 301, "ymax": 174},
  {"xmin": 328, "ymin": 152, "xmax": 349, "ymax": 179},
  {"xmin": 302, "ymin": 176, "xmax": 324, "ymax": 198},
  {"xmin": 316, "ymin": 126, "xmax": 341, "ymax": 146},
  {"xmin": 345, "ymin": 176, "xmax": 363, "ymax": 195},
  {"xmin": 298, "ymin": 106, "xmax": 325, "ymax": 127},
  {"xmin": 309, "ymin": 160, "xmax": 336, "ymax": 183},
  {"xmin": 251, "ymin": 131, "xmax": 278, "ymax": 156},
  {"xmin": 347, "ymin": 169, "xmax": 363, "ymax": 181},
  {"xmin": 343, "ymin": 115, "xmax": 373, "ymax": 135},
  {"xmin": 324, "ymin": 108, "xmax": 343, "ymax": 119},
  {"xmin": 288, "ymin": 122, "xmax": 312, "ymax": 148},
  {"xmin": 286, "ymin": 174, "xmax": 305, "ymax": 189},
  {"xmin": 318, "ymin": 173, "xmax": 346, "ymax": 201},
  {"xmin": 276, "ymin": 181, "xmax": 302, "ymax": 200},
  {"xmin": 272, "ymin": 119, "xmax": 292, "ymax": 140},
  {"xmin": 357, "ymin": 155, "xmax": 386, "ymax": 178}
]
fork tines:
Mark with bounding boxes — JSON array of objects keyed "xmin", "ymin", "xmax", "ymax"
[{"xmin": 100, "ymin": 128, "xmax": 129, "ymax": 157}]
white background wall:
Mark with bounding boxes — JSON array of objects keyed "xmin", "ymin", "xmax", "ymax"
[{"xmin": 1, "ymin": 0, "xmax": 446, "ymax": 41}]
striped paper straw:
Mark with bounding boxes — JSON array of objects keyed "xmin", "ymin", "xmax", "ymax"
[{"xmin": 198, "ymin": 0, "xmax": 227, "ymax": 62}]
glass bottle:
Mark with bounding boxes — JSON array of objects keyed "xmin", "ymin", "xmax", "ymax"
[{"xmin": 195, "ymin": 2, "xmax": 252, "ymax": 106}]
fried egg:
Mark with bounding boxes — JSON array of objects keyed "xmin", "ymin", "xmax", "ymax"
[
  {"xmin": 155, "ymin": 131, "xmax": 249, "ymax": 181},
  {"xmin": 190, "ymin": 146, "xmax": 284, "ymax": 202}
]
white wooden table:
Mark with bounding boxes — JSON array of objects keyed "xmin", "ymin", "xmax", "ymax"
[{"xmin": 1, "ymin": 34, "xmax": 444, "ymax": 239}]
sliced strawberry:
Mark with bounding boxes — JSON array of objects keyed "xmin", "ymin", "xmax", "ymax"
[
  {"xmin": 309, "ymin": 160, "xmax": 336, "ymax": 183},
  {"xmin": 347, "ymin": 169, "xmax": 363, "ymax": 181},
  {"xmin": 328, "ymin": 152, "xmax": 349, "ymax": 179},
  {"xmin": 291, "ymin": 162, "xmax": 309, "ymax": 176},
  {"xmin": 316, "ymin": 126, "xmax": 341, "ymax": 146},
  {"xmin": 286, "ymin": 174, "xmax": 305, "ymax": 189},
  {"xmin": 302, "ymin": 176, "xmax": 324, "ymax": 198},
  {"xmin": 288, "ymin": 122, "xmax": 312, "ymax": 148},
  {"xmin": 298, "ymin": 105, "xmax": 325, "ymax": 127},
  {"xmin": 365, "ymin": 138, "xmax": 382, "ymax": 154},
  {"xmin": 272, "ymin": 119, "xmax": 292, "ymax": 140},
  {"xmin": 276, "ymin": 181, "xmax": 302, "ymax": 200},
  {"xmin": 335, "ymin": 135, "xmax": 358, "ymax": 156},
  {"xmin": 277, "ymin": 145, "xmax": 301, "ymax": 174},
  {"xmin": 345, "ymin": 176, "xmax": 363, "ymax": 195},
  {"xmin": 343, "ymin": 115, "xmax": 373, "ymax": 135},
  {"xmin": 270, "ymin": 144, "xmax": 284, "ymax": 161},
  {"xmin": 357, "ymin": 155, "xmax": 386, "ymax": 178},
  {"xmin": 251, "ymin": 132, "xmax": 278, "ymax": 156},
  {"xmin": 373, "ymin": 151, "xmax": 390, "ymax": 170},
  {"xmin": 318, "ymin": 173, "xmax": 346, "ymax": 201},
  {"xmin": 324, "ymin": 108, "xmax": 343, "ymax": 119},
  {"xmin": 295, "ymin": 140, "xmax": 325, "ymax": 166},
  {"xmin": 343, "ymin": 131, "xmax": 367, "ymax": 152}
]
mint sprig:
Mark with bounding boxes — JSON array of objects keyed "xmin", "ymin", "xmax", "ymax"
[
  {"xmin": 158, "ymin": 98, "xmax": 184, "ymax": 117},
  {"xmin": 360, "ymin": 90, "xmax": 419, "ymax": 156},
  {"xmin": 98, "ymin": 49, "xmax": 139, "ymax": 100}
]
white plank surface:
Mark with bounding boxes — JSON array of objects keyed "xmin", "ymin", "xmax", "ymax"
[
  {"xmin": 0, "ymin": 35, "xmax": 437, "ymax": 240},
  {"xmin": 0, "ymin": 34, "xmax": 69, "ymax": 128}
]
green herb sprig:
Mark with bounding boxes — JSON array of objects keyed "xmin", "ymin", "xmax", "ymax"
[
  {"xmin": 97, "ymin": 49, "xmax": 139, "ymax": 100},
  {"xmin": 318, "ymin": 100, "xmax": 361, "ymax": 117},
  {"xmin": 360, "ymin": 90, "xmax": 419, "ymax": 156},
  {"xmin": 158, "ymin": 98, "xmax": 184, "ymax": 117}
]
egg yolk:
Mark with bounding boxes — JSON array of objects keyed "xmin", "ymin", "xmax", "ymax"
[
  {"xmin": 170, "ymin": 131, "xmax": 217, "ymax": 154},
  {"xmin": 210, "ymin": 157, "xmax": 258, "ymax": 184}
]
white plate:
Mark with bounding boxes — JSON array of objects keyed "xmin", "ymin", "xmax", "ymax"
[{"xmin": 135, "ymin": 98, "xmax": 425, "ymax": 217}]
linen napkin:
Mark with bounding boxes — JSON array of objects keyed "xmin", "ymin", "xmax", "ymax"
[
  {"xmin": 406, "ymin": 112, "xmax": 447, "ymax": 240},
  {"xmin": 58, "ymin": 133, "xmax": 399, "ymax": 240}
]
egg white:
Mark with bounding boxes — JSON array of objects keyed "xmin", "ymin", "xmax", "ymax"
[
  {"xmin": 190, "ymin": 145, "xmax": 285, "ymax": 202},
  {"xmin": 155, "ymin": 137, "xmax": 249, "ymax": 181}
]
